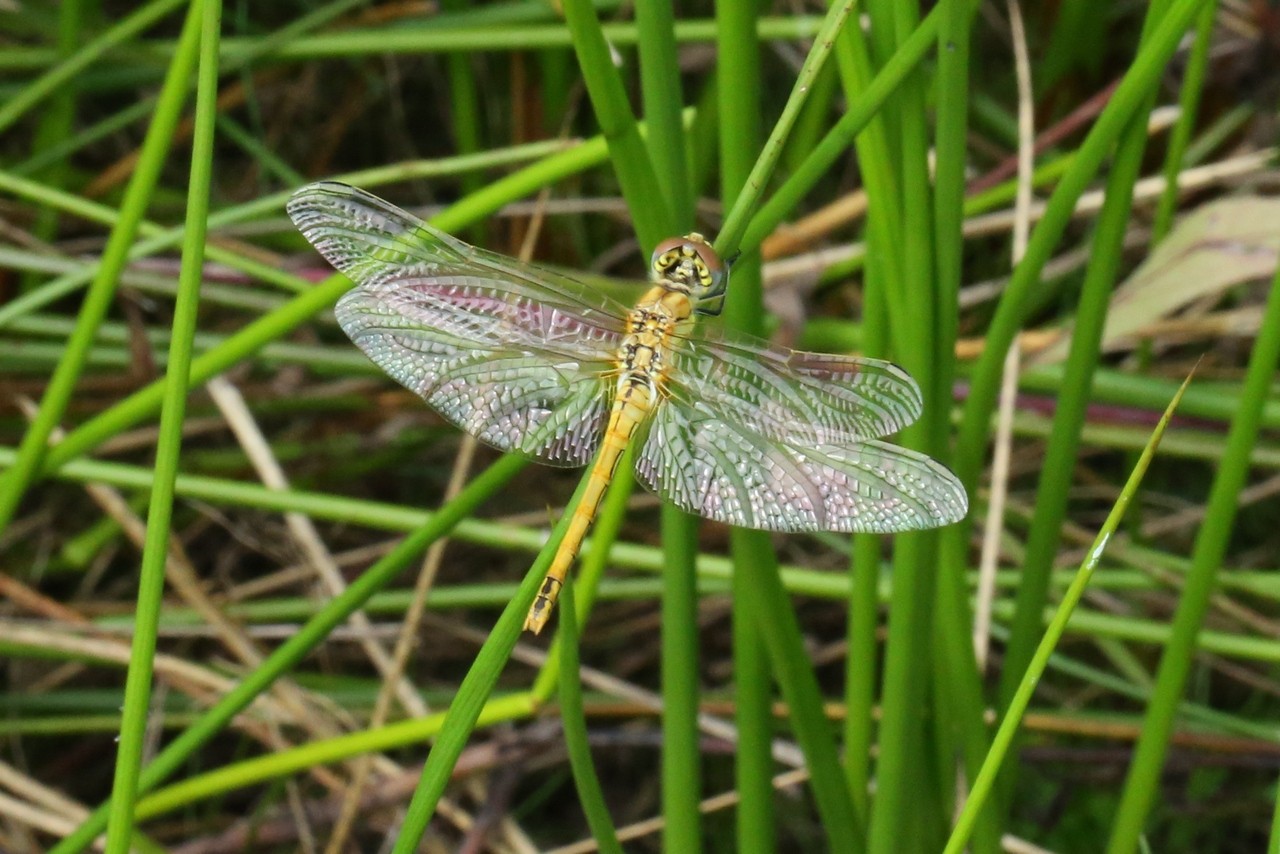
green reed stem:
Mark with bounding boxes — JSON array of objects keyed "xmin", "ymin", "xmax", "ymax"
[
  {"xmin": 740, "ymin": 0, "xmax": 968, "ymax": 255},
  {"xmin": 867, "ymin": 0, "xmax": 944, "ymax": 847},
  {"xmin": 102, "ymin": 3, "xmax": 220, "ymax": 850},
  {"xmin": 561, "ymin": 0, "xmax": 671, "ymax": 250},
  {"xmin": 558, "ymin": 579, "xmax": 625, "ymax": 854},
  {"xmin": 714, "ymin": 0, "xmax": 857, "ymax": 257},
  {"xmin": 391, "ymin": 468, "xmax": 594, "ymax": 853},
  {"xmin": 1151, "ymin": 0, "xmax": 1218, "ymax": 243}
]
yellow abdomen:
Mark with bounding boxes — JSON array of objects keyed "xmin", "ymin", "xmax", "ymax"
[{"xmin": 523, "ymin": 380, "xmax": 654, "ymax": 633}]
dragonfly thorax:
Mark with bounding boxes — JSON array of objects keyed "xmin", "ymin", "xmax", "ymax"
[{"xmin": 617, "ymin": 291, "xmax": 690, "ymax": 401}]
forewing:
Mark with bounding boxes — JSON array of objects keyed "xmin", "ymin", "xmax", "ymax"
[
  {"xmin": 635, "ymin": 398, "xmax": 967, "ymax": 533},
  {"xmin": 667, "ymin": 327, "xmax": 924, "ymax": 445},
  {"xmin": 288, "ymin": 181, "xmax": 635, "ymax": 323},
  {"xmin": 288, "ymin": 181, "xmax": 627, "ymax": 466}
]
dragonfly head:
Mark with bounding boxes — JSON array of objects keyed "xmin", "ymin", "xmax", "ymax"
[{"xmin": 651, "ymin": 233, "xmax": 727, "ymax": 316}]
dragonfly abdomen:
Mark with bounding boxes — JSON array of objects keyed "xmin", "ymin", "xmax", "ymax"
[{"xmin": 523, "ymin": 382, "xmax": 656, "ymax": 633}]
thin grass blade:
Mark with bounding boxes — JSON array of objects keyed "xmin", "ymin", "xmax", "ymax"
[
  {"xmin": 1107, "ymin": 254, "xmax": 1280, "ymax": 853},
  {"xmin": 944, "ymin": 368, "xmax": 1196, "ymax": 854}
]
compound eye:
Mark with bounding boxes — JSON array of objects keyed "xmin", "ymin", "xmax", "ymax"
[{"xmin": 683, "ymin": 235, "xmax": 724, "ymax": 277}]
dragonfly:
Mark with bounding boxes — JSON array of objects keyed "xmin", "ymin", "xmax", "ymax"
[{"xmin": 288, "ymin": 182, "xmax": 968, "ymax": 634}]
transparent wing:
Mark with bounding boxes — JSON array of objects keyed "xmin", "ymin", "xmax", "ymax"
[
  {"xmin": 665, "ymin": 327, "xmax": 924, "ymax": 445},
  {"xmin": 635, "ymin": 395, "xmax": 967, "ymax": 533},
  {"xmin": 288, "ymin": 181, "xmax": 628, "ymax": 466}
]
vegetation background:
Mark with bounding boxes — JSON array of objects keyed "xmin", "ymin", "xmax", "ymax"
[{"xmin": 1, "ymin": 0, "xmax": 1278, "ymax": 852}]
